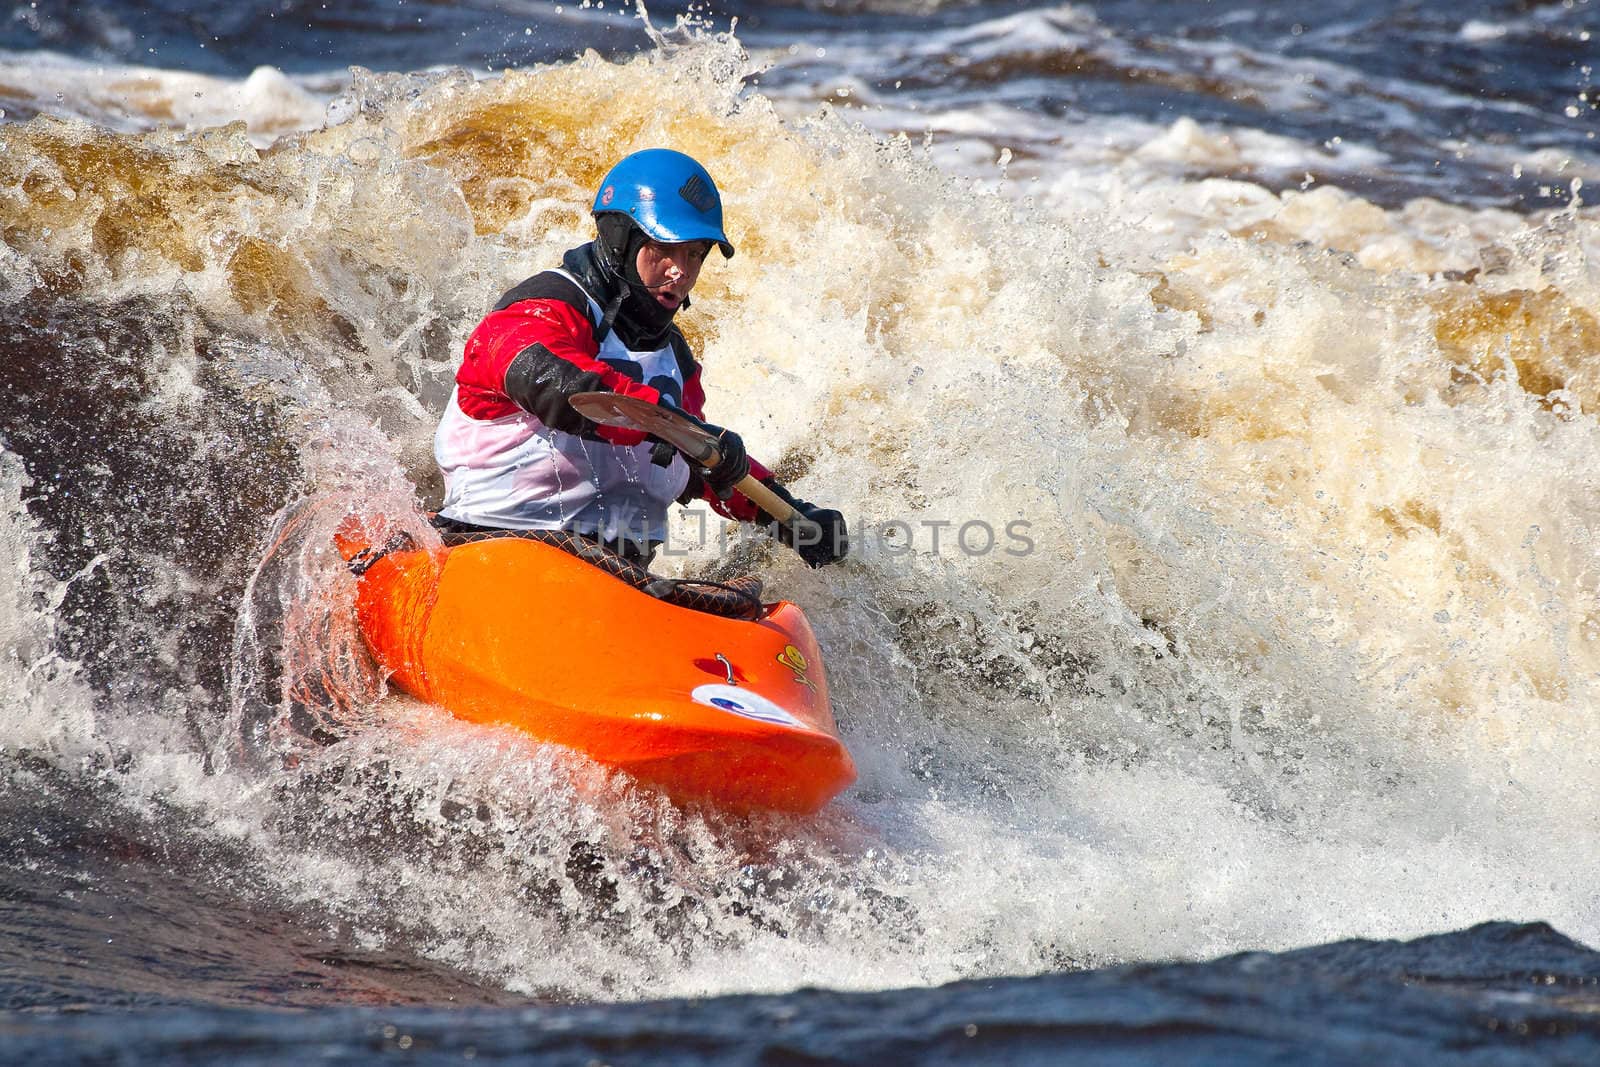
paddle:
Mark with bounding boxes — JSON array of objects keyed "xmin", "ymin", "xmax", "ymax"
[{"xmin": 568, "ymin": 391, "xmax": 822, "ymax": 543}]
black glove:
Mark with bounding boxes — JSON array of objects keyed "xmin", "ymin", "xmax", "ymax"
[
  {"xmin": 648, "ymin": 437, "xmax": 677, "ymax": 468},
  {"xmin": 760, "ymin": 479, "xmax": 849, "ymax": 568},
  {"xmin": 695, "ymin": 422, "xmax": 749, "ymax": 499}
]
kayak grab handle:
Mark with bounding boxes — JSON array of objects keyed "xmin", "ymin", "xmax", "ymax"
[{"xmin": 338, "ymin": 530, "xmax": 418, "ymax": 576}]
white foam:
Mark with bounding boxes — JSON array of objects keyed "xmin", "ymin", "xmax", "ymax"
[
  {"xmin": 0, "ymin": 451, "xmax": 99, "ymax": 759},
  {"xmin": 1459, "ymin": 20, "xmax": 1510, "ymax": 43}
]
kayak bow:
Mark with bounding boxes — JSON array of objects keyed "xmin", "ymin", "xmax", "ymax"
[{"xmin": 339, "ymin": 531, "xmax": 856, "ymax": 814}]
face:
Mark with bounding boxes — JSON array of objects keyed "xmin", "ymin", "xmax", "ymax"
[{"xmin": 634, "ymin": 238, "xmax": 713, "ymax": 311}]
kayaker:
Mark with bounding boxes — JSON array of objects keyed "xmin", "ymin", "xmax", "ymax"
[{"xmin": 432, "ymin": 148, "xmax": 848, "ymax": 569}]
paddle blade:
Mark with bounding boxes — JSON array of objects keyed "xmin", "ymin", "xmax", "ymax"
[{"xmin": 568, "ymin": 391, "xmax": 719, "ymax": 465}]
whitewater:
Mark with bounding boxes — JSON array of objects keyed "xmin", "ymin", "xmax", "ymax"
[{"xmin": 2, "ymin": 0, "xmax": 1598, "ymax": 1060}]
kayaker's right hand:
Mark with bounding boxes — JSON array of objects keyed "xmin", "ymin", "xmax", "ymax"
[
  {"xmin": 697, "ymin": 422, "xmax": 750, "ymax": 499},
  {"xmin": 650, "ymin": 397, "xmax": 748, "ymax": 494}
]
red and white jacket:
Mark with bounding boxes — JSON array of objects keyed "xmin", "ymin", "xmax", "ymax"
[{"xmin": 435, "ymin": 247, "xmax": 772, "ymax": 543}]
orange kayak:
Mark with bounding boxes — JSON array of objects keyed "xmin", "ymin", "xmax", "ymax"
[{"xmin": 340, "ymin": 533, "xmax": 856, "ymax": 814}]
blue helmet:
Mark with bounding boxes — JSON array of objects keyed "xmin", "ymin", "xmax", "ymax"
[{"xmin": 592, "ymin": 149, "xmax": 735, "ymax": 259}]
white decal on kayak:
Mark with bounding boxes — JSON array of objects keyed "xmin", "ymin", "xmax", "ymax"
[{"xmin": 691, "ymin": 684, "xmax": 805, "ymax": 728}]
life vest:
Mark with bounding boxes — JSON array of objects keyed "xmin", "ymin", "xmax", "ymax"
[{"xmin": 434, "ymin": 267, "xmax": 693, "ymax": 545}]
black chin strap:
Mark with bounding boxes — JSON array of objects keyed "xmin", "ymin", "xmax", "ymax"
[{"xmin": 596, "ymin": 289, "xmax": 625, "ymax": 345}]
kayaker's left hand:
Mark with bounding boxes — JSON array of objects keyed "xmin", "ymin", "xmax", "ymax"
[
  {"xmin": 648, "ymin": 437, "xmax": 678, "ymax": 468},
  {"xmin": 784, "ymin": 505, "xmax": 849, "ymax": 568},
  {"xmin": 758, "ymin": 479, "xmax": 849, "ymax": 567}
]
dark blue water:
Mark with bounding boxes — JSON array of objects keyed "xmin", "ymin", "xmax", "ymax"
[
  {"xmin": 5, "ymin": 0, "xmax": 1596, "ymax": 205},
  {"xmin": 749, "ymin": 0, "xmax": 1598, "ymax": 207},
  {"xmin": 8, "ymin": 924, "xmax": 1600, "ymax": 1063},
  {"xmin": 5, "ymin": 0, "xmax": 648, "ymax": 74}
]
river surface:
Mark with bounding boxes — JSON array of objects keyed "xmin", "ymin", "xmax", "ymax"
[{"xmin": 2, "ymin": 0, "xmax": 1599, "ymax": 1061}]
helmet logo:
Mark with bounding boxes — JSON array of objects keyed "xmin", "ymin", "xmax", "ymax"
[
  {"xmin": 600, "ymin": 184, "xmax": 615, "ymax": 206},
  {"xmin": 678, "ymin": 173, "xmax": 716, "ymax": 214}
]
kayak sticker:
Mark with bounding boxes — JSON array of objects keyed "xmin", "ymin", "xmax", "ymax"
[
  {"xmin": 691, "ymin": 684, "xmax": 804, "ymax": 728},
  {"xmin": 777, "ymin": 644, "xmax": 817, "ymax": 692}
]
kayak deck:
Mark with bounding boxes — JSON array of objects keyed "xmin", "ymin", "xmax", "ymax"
[{"xmin": 349, "ymin": 535, "xmax": 855, "ymax": 814}]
